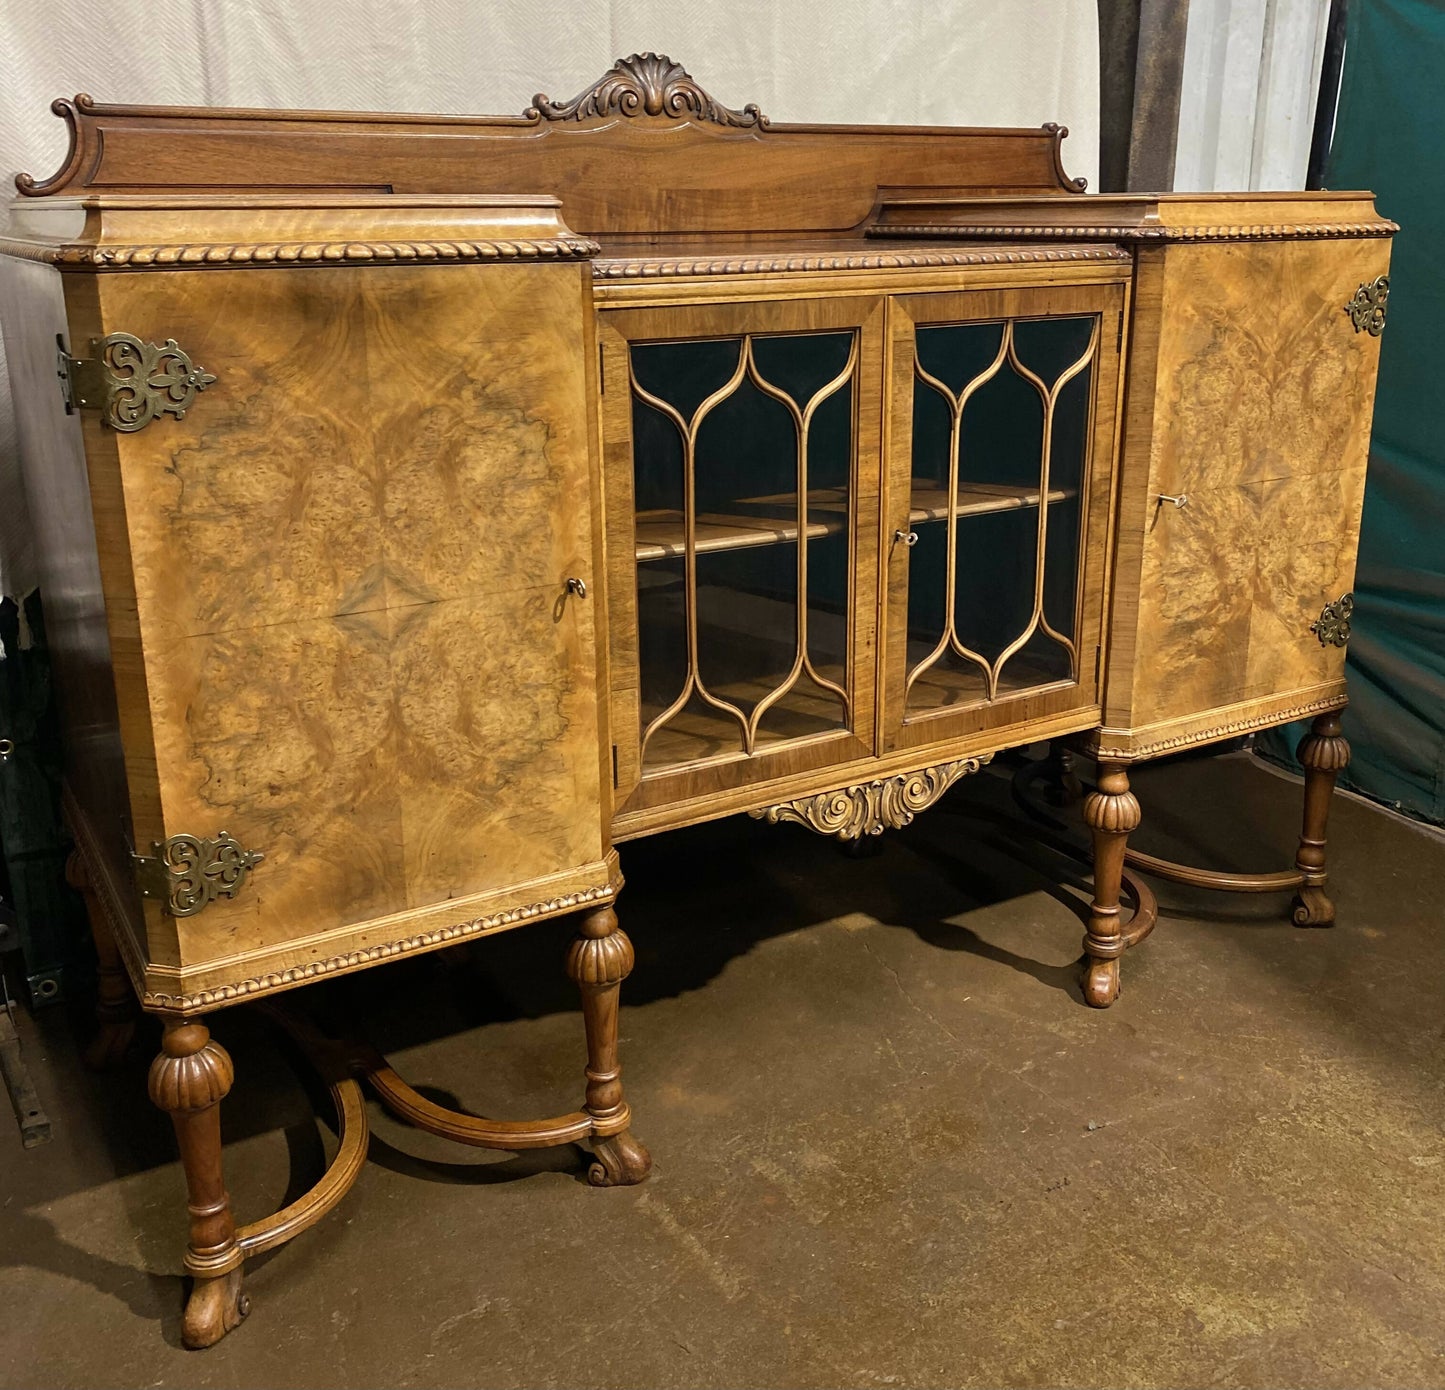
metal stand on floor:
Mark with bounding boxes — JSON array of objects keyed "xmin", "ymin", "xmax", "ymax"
[{"xmin": 0, "ymin": 975, "xmax": 52, "ymax": 1147}]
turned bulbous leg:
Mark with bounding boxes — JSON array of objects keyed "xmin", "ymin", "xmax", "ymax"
[
  {"xmin": 1081, "ymin": 763, "xmax": 1141, "ymax": 1009},
  {"xmin": 65, "ymin": 852, "xmax": 139, "ymax": 1070},
  {"xmin": 565, "ymin": 905, "xmax": 651, "ymax": 1187},
  {"xmin": 1293, "ymin": 710, "xmax": 1351, "ymax": 927},
  {"xmin": 148, "ymin": 1019, "xmax": 248, "ymax": 1348}
]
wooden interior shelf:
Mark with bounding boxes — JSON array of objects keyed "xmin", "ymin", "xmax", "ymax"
[
  {"xmin": 634, "ymin": 482, "xmax": 1074, "ymax": 562},
  {"xmin": 634, "ymin": 508, "xmax": 843, "ymax": 563},
  {"xmin": 908, "ymin": 482, "xmax": 1074, "ymax": 523},
  {"xmin": 642, "ymin": 674, "xmax": 849, "ymax": 771}
]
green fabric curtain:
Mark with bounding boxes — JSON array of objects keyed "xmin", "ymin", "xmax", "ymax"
[{"xmin": 1259, "ymin": 0, "xmax": 1445, "ymax": 824}]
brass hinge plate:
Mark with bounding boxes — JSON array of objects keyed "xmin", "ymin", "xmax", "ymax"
[
  {"xmin": 57, "ymin": 332, "xmax": 216, "ymax": 432},
  {"xmin": 1344, "ymin": 276, "xmax": 1389, "ymax": 336},
  {"xmin": 1310, "ymin": 592, "xmax": 1354, "ymax": 647},
  {"xmin": 132, "ymin": 831, "xmax": 264, "ymax": 918}
]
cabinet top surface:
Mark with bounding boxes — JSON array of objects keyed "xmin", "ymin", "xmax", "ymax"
[{"xmin": 7, "ymin": 53, "xmax": 1393, "ymax": 257}]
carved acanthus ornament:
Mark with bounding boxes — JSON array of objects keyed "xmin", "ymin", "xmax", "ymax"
[
  {"xmin": 749, "ymin": 756, "xmax": 991, "ymax": 841},
  {"xmin": 529, "ymin": 53, "xmax": 767, "ymax": 127}
]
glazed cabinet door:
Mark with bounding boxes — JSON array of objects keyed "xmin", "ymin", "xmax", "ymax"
[
  {"xmin": 600, "ymin": 298, "xmax": 884, "ymax": 820},
  {"xmin": 882, "ymin": 283, "xmax": 1125, "ymax": 753}
]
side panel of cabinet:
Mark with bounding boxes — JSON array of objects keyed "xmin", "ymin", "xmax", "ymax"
[
  {"xmin": 0, "ymin": 259, "xmax": 168, "ymax": 971},
  {"xmin": 882, "ymin": 282, "xmax": 1126, "ymax": 754},
  {"xmin": 1104, "ymin": 239, "xmax": 1389, "ymax": 744},
  {"xmin": 91, "ymin": 263, "xmax": 610, "ymax": 972}
]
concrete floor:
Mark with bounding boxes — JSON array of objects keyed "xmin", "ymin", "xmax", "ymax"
[{"xmin": 2, "ymin": 751, "xmax": 1444, "ymax": 1389}]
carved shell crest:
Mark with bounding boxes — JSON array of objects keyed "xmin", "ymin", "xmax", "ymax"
[{"xmin": 529, "ymin": 53, "xmax": 767, "ymax": 128}]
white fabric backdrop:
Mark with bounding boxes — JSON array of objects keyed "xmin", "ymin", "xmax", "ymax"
[
  {"xmin": 1175, "ymin": 0, "xmax": 1330, "ymax": 191},
  {"xmin": 0, "ymin": 0, "xmax": 1100, "ymax": 612}
]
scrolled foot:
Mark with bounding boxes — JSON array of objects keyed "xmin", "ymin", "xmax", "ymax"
[
  {"xmin": 181, "ymin": 1267, "xmax": 249, "ymax": 1349},
  {"xmin": 588, "ymin": 1128, "xmax": 652, "ymax": 1187},
  {"xmin": 1083, "ymin": 957, "xmax": 1121, "ymax": 1009},
  {"xmin": 1293, "ymin": 884, "xmax": 1336, "ymax": 927}
]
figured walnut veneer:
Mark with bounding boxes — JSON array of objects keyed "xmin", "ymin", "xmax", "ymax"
[
  {"xmin": 1, "ymin": 55, "xmax": 1395, "ymax": 1352},
  {"xmin": 3, "ymin": 197, "xmax": 619, "ymax": 1011},
  {"xmin": 0, "ymin": 72, "xmax": 1392, "ymax": 1024},
  {"xmin": 1096, "ymin": 235, "xmax": 1387, "ymax": 757}
]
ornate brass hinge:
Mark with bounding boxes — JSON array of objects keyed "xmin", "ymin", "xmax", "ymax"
[
  {"xmin": 57, "ymin": 332, "xmax": 216, "ymax": 432},
  {"xmin": 1344, "ymin": 276, "xmax": 1389, "ymax": 336},
  {"xmin": 131, "ymin": 831, "xmax": 265, "ymax": 917},
  {"xmin": 1310, "ymin": 593, "xmax": 1354, "ymax": 647}
]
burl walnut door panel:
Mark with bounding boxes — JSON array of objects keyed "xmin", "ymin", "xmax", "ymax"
[
  {"xmin": 84, "ymin": 263, "xmax": 610, "ymax": 966},
  {"xmin": 1110, "ymin": 240, "xmax": 1389, "ymax": 736},
  {"xmin": 883, "ymin": 283, "xmax": 1125, "ymax": 754}
]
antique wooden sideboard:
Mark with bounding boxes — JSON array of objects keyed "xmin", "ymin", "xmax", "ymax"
[{"xmin": 0, "ymin": 56, "xmax": 1392, "ymax": 1347}]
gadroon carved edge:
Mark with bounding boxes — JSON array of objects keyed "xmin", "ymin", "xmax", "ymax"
[
  {"xmin": 1082, "ymin": 693, "xmax": 1350, "ymax": 762},
  {"xmin": 0, "ymin": 235, "xmax": 601, "ymax": 270}
]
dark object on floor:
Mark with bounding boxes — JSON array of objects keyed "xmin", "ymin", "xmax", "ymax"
[
  {"xmin": 0, "ymin": 594, "xmax": 88, "ymax": 1008},
  {"xmin": 0, "ymin": 1005, "xmax": 51, "ymax": 1147}
]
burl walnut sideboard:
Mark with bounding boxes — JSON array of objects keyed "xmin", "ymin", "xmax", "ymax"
[{"xmin": 0, "ymin": 56, "xmax": 1392, "ymax": 1347}]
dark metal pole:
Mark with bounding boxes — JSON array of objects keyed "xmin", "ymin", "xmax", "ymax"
[
  {"xmin": 1307, "ymin": 0, "xmax": 1350, "ymax": 188},
  {"xmin": 1096, "ymin": 0, "xmax": 1190, "ymax": 194}
]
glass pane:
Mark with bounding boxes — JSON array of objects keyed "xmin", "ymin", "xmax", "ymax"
[
  {"xmin": 905, "ymin": 314, "xmax": 1095, "ymax": 717},
  {"xmin": 915, "ymin": 320, "xmax": 1006, "ymax": 397},
  {"xmin": 1012, "ymin": 316, "xmax": 1096, "ymax": 387},
  {"xmin": 631, "ymin": 330, "xmax": 856, "ymax": 773},
  {"xmin": 1040, "ymin": 364, "xmax": 1093, "ymax": 653},
  {"xmin": 632, "ymin": 337, "xmax": 743, "ymax": 422}
]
